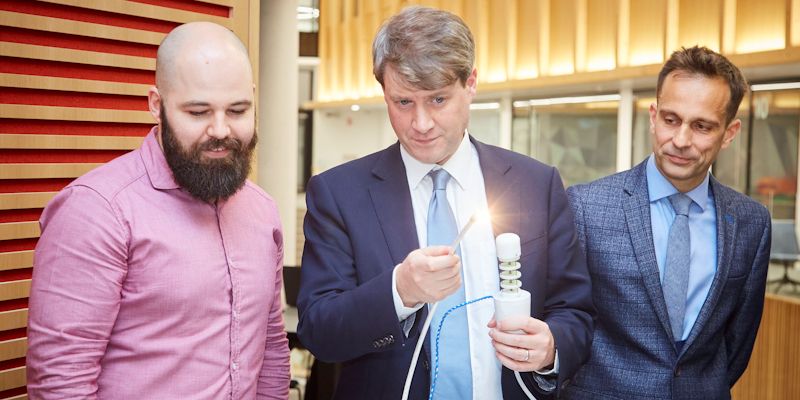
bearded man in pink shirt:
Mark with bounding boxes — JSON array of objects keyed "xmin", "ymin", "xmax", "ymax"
[{"xmin": 26, "ymin": 22, "xmax": 290, "ymax": 399}]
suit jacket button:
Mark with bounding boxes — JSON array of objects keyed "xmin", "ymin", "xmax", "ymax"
[{"xmin": 674, "ymin": 367, "xmax": 682, "ymax": 377}]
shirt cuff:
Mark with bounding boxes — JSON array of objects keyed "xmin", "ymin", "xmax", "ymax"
[
  {"xmin": 534, "ymin": 349, "xmax": 559, "ymax": 376},
  {"xmin": 392, "ymin": 264, "xmax": 424, "ymax": 321}
]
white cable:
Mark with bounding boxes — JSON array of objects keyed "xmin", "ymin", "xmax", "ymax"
[
  {"xmin": 401, "ymin": 301, "xmax": 438, "ymax": 400},
  {"xmin": 514, "ymin": 371, "xmax": 537, "ymax": 400}
]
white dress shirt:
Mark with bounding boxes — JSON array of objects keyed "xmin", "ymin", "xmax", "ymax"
[{"xmin": 391, "ymin": 132, "xmax": 503, "ymax": 399}]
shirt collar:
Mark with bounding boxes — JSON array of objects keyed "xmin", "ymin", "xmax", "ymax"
[
  {"xmin": 400, "ymin": 130, "xmax": 473, "ymax": 191},
  {"xmin": 141, "ymin": 126, "xmax": 181, "ymax": 190},
  {"xmin": 646, "ymin": 154, "xmax": 710, "ymax": 211}
]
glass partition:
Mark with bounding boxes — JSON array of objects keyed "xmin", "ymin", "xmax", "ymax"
[
  {"xmin": 746, "ymin": 88, "xmax": 799, "ymax": 218},
  {"xmin": 512, "ymin": 97, "xmax": 619, "ymax": 187},
  {"xmin": 469, "ymin": 104, "xmax": 501, "ymax": 146},
  {"xmin": 631, "ymin": 93, "xmax": 655, "ymax": 165}
]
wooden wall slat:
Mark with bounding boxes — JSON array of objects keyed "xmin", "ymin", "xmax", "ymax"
[
  {"xmin": 0, "ymin": 73, "xmax": 151, "ymax": 97},
  {"xmin": 0, "ymin": 42, "xmax": 156, "ymax": 71},
  {"xmin": 313, "ymin": 0, "xmax": 800, "ymax": 106},
  {"xmin": 0, "ymin": 223, "xmax": 39, "ymax": 242},
  {"xmin": 0, "ymin": 281, "xmax": 31, "ymax": 302},
  {"xmin": 0, "ymin": 10, "xmax": 164, "ymax": 45},
  {"xmin": 0, "ymin": 134, "xmax": 143, "ymax": 150},
  {"xmin": 41, "ymin": 0, "xmax": 231, "ymax": 26},
  {"xmin": 1, "ymin": 105, "xmax": 153, "ymax": 124},
  {"xmin": 0, "ymin": 309, "xmax": 27, "ymax": 332},
  {"xmin": 0, "ymin": 251, "xmax": 34, "ymax": 272},
  {"xmin": 0, "ymin": 367, "xmax": 25, "ymax": 393},
  {"xmin": 0, "ymin": 338, "xmax": 27, "ymax": 363},
  {"xmin": 0, "ymin": 163, "xmax": 101, "ymax": 179},
  {"xmin": 0, "ymin": 193, "xmax": 56, "ymax": 211},
  {"xmin": 195, "ymin": 0, "xmax": 235, "ymax": 7},
  {"xmin": 732, "ymin": 294, "xmax": 800, "ymax": 399}
]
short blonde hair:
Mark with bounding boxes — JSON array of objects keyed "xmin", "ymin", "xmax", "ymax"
[{"xmin": 372, "ymin": 6, "xmax": 474, "ymax": 90}]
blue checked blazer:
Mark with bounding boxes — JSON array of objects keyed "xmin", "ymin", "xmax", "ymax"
[{"xmin": 563, "ymin": 159, "xmax": 771, "ymax": 400}]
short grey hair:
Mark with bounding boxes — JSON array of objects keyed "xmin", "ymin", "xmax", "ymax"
[{"xmin": 372, "ymin": 6, "xmax": 475, "ymax": 90}]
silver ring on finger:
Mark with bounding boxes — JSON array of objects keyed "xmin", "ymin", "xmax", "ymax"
[{"xmin": 523, "ymin": 349, "xmax": 530, "ymax": 362}]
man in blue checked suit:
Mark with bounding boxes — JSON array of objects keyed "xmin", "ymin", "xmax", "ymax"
[
  {"xmin": 565, "ymin": 46, "xmax": 771, "ymax": 399},
  {"xmin": 297, "ymin": 6, "xmax": 594, "ymax": 400}
]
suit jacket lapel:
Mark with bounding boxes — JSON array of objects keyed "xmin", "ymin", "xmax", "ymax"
[
  {"xmin": 368, "ymin": 143, "xmax": 420, "ymax": 268},
  {"xmin": 624, "ymin": 161, "xmax": 675, "ymax": 339},
  {"xmin": 472, "ymin": 138, "xmax": 516, "ymax": 236},
  {"xmin": 368, "ymin": 143, "xmax": 432, "ymax": 356},
  {"xmin": 682, "ymin": 177, "xmax": 737, "ymax": 355}
]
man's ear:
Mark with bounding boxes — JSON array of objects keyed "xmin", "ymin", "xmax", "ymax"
[
  {"xmin": 466, "ymin": 68, "xmax": 477, "ymax": 97},
  {"xmin": 721, "ymin": 118, "xmax": 741, "ymax": 149},
  {"xmin": 648, "ymin": 102, "xmax": 658, "ymax": 136},
  {"xmin": 148, "ymin": 86, "xmax": 162, "ymax": 122}
]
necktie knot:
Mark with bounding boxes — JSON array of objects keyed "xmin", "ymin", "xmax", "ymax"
[
  {"xmin": 430, "ymin": 168, "xmax": 451, "ymax": 191},
  {"xmin": 669, "ymin": 193, "xmax": 692, "ymax": 216}
]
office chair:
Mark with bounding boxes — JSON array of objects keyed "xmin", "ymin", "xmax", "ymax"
[{"xmin": 768, "ymin": 219, "xmax": 800, "ymax": 292}]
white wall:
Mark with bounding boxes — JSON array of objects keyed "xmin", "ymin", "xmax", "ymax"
[{"xmin": 312, "ymin": 107, "xmax": 395, "ymax": 174}]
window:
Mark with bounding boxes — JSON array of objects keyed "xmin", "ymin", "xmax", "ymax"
[{"xmin": 512, "ymin": 96, "xmax": 619, "ymax": 186}]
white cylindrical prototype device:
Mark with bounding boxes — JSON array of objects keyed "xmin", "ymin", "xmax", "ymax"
[{"xmin": 493, "ymin": 233, "xmax": 530, "ymax": 333}]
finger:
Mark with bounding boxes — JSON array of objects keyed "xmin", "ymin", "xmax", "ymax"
[
  {"xmin": 420, "ymin": 245, "xmax": 454, "ymax": 256},
  {"xmin": 491, "ymin": 339, "xmax": 528, "ymax": 362},
  {"xmin": 490, "ymin": 328, "xmax": 532, "ymax": 349},
  {"xmin": 487, "ymin": 318, "xmax": 497, "ymax": 328},
  {"xmin": 439, "ymin": 276, "xmax": 462, "ymax": 296},
  {"xmin": 496, "ymin": 316, "xmax": 547, "ymax": 334},
  {"xmin": 428, "ymin": 263, "xmax": 461, "ymax": 283},
  {"xmin": 425, "ymin": 254, "xmax": 460, "ymax": 271},
  {"xmin": 495, "ymin": 350, "xmax": 534, "ymax": 373}
]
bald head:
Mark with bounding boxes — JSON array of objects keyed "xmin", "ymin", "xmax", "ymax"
[{"xmin": 155, "ymin": 21, "xmax": 253, "ymax": 96}]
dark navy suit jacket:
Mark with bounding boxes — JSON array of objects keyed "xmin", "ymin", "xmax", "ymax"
[
  {"xmin": 564, "ymin": 160, "xmax": 771, "ymax": 400},
  {"xmin": 297, "ymin": 138, "xmax": 594, "ymax": 399}
]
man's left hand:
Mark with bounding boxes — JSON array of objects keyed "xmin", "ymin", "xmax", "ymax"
[{"xmin": 488, "ymin": 316, "xmax": 555, "ymax": 372}]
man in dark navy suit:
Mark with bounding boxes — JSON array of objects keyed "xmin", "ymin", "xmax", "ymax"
[
  {"xmin": 297, "ymin": 6, "xmax": 594, "ymax": 400},
  {"xmin": 566, "ymin": 46, "xmax": 771, "ymax": 399}
]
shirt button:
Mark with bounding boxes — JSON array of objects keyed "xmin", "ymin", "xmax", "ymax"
[
  {"xmin": 232, "ymin": 311, "xmax": 239, "ymax": 320},
  {"xmin": 232, "ymin": 362, "xmax": 239, "ymax": 371}
]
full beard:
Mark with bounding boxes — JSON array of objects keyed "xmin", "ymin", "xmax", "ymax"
[{"xmin": 160, "ymin": 109, "xmax": 257, "ymax": 203}]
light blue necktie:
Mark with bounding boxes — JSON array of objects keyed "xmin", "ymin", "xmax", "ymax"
[
  {"xmin": 427, "ymin": 168, "xmax": 472, "ymax": 398},
  {"xmin": 664, "ymin": 193, "xmax": 692, "ymax": 341}
]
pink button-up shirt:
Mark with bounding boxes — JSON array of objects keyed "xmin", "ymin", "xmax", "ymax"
[{"xmin": 27, "ymin": 128, "xmax": 290, "ymax": 399}]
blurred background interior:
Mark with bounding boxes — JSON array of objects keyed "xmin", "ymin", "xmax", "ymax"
[{"xmin": 1, "ymin": 1, "xmax": 799, "ymax": 399}]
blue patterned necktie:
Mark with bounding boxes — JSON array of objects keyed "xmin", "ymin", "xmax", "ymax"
[
  {"xmin": 427, "ymin": 168, "xmax": 472, "ymax": 398},
  {"xmin": 664, "ymin": 193, "xmax": 692, "ymax": 341}
]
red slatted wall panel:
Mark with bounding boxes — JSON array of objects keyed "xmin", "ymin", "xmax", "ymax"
[{"xmin": 0, "ymin": 1, "xmax": 256, "ymax": 397}]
